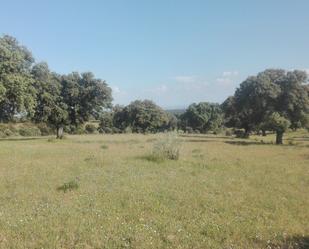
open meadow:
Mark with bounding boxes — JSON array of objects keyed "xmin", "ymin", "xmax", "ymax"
[{"xmin": 0, "ymin": 132, "xmax": 308, "ymax": 249}]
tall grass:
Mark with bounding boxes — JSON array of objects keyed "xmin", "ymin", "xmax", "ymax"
[{"xmin": 148, "ymin": 132, "xmax": 181, "ymax": 162}]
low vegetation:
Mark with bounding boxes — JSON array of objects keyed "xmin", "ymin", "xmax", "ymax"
[
  {"xmin": 57, "ymin": 178, "xmax": 80, "ymax": 193},
  {"xmin": 0, "ymin": 132, "xmax": 308, "ymax": 248},
  {"xmin": 150, "ymin": 132, "xmax": 181, "ymax": 161}
]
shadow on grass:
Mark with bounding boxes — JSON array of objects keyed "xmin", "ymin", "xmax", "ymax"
[
  {"xmin": 225, "ymin": 140, "xmax": 309, "ymax": 147},
  {"xmin": 136, "ymin": 155, "xmax": 165, "ymax": 163},
  {"xmin": 289, "ymin": 137, "xmax": 309, "ymax": 142},
  {"xmin": 180, "ymin": 134, "xmax": 229, "ymax": 139},
  {"xmin": 269, "ymin": 235, "xmax": 309, "ymax": 249},
  {"xmin": 224, "ymin": 140, "xmax": 267, "ymax": 146},
  {"xmin": 0, "ymin": 137, "xmax": 47, "ymax": 142},
  {"xmin": 185, "ymin": 139, "xmax": 219, "ymax": 143}
]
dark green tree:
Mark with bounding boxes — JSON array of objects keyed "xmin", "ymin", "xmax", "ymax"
[
  {"xmin": 234, "ymin": 71, "xmax": 281, "ymax": 136},
  {"xmin": 180, "ymin": 102, "xmax": 223, "ymax": 133},
  {"xmin": 0, "ymin": 35, "xmax": 37, "ymax": 121},
  {"xmin": 113, "ymin": 100, "xmax": 170, "ymax": 133},
  {"xmin": 274, "ymin": 70, "xmax": 309, "ymax": 130},
  {"xmin": 98, "ymin": 110, "xmax": 114, "ymax": 133},
  {"xmin": 31, "ymin": 62, "xmax": 68, "ymax": 138},
  {"xmin": 223, "ymin": 69, "xmax": 309, "ymax": 143},
  {"xmin": 221, "ymin": 96, "xmax": 239, "ymax": 129},
  {"xmin": 61, "ymin": 72, "xmax": 112, "ymax": 127}
]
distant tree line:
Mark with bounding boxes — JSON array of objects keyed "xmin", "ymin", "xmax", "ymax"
[{"xmin": 1, "ymin": 35, "xmax": 309, "ymax": 143}]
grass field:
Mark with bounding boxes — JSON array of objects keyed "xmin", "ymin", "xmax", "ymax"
[{"xmin": 0, "ymin": 132, "xmax": 308, "ymax": 248}]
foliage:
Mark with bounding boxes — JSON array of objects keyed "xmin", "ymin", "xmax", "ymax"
[
  {"xmin": 98, "ymin": 110, "xmax": 114, "ymax": 133},
  {"xmin": 264, "ymin": 112, "xmax": 291, "ymax": 144},
  {"xmin": 266, "ymin": 112, "xmax": 291, "ymax": 134},
  {"xmin": 61, "ymin": 72, "xmax": 112, "ymax": 127},
  {"xmin": 0, "ymin": 35, "xmax": 36, "ymax": 121},
  {"xmin": 85, "ymin": 123, "xmax": 97, "ymax": 134},
  {"xmin": 19, "ymin": 125, "xmax": 41, "ymax": 137},
  {"xmin": 113, "ymin": 100, "xmax": 171, "ymax": 133},
  {"xmin": 180, "ymin": 102, "xmax": 223, "ymax": 133},
  {"xmin": 0, "ymin": 122, "xmax": 47, "ymax": 137},
  {"xmin": 223, "ymin": 69, "xmax": 309, "ymax": 142},
  {"xmin": 36, "ymin": 123, "xmax": 54, "ymax": 136},
  {"xmin": 0, "ymin": 35, "xmax": 113, "ymax": 138}
]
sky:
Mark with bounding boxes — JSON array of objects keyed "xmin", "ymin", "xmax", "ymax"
[{"xmin": 0, "ymin": 0, "xmax": 308, "ymax": 109}]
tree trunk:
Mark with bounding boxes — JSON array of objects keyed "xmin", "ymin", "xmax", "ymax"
[
  {"xmin": 262, "ymin": 130, "xmax": 266, "ymax": 136},
  {"xmin": 276, "ymin": 131, "xmax": 283, "ymax": 145},
  {"xmin": 244, "ymin": 128, "xmax": 250, "ymax": 138},
  {"xmin": 56, "ymin": 126, "xmax": 64, "ymax": 139}
]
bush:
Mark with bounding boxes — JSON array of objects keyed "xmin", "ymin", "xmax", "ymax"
[
  {"xmin": 98, "ymin": 127, "xmax": 113, "ymax": 134},
  {"xmin": 0, "ymin": 124, "xmax": 17, "ymax": 138},
  {"xmin": 4, "ymin": 129, "xmax": 14, "ymax": 137},
  {"xmin": 64, "ymin": 125, "xmax": 84, "ymax": 134},
  {"xmin": 186, "ymin": 127, "xmax": 194, "ymax": 134},
  {"xmin": 234, "ymin": 129, "xmax": 247, "ymax": 138},
  {"xmin": 57, "ymin": 178, "xmax": 79, "ymax": 193},
  {"xmin": 101, "ymin": 144, "xmax": 108, "ymax": 149},
  {"xmin": 112, "ymin": 127, "xmax": 122, "ymax": 134},
  {"xmin": 124, "ymin": 126, "xmax": 132, "ymax": 134},
  {"xmin": 19, "ymin": 126, "xmax": 41, "ymax": 136},
  {"xmin": 85, "ymin": 123, "xmax": 97, "ymax": 134},
  {"xmin": 225, "ymin": 129, "xmax": 233, "ymax": 136},
  {"xmin": 37, "ymin": 123, "xmax": 54, "ymax": 136},
  {"xmin": 149, "ymin": 132, "xmax": 181, "ymax": 162}
]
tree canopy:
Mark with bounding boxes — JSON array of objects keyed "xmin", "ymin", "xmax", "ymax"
[
  {"xmin": 0, "ymin": 35, "xmax": 36, "ymax": 121},
  {"xmin": 180, "ymin": 102, "xmax": 223, "ymax": 133},
  {"xmin": 223, "ymin": 69, "xmax": 309, "ymax": 143},
  {"xmin": 113, "ymin": 100, "xmax": 171, "ymax": 133},
  {"xmin": 0, "ymin": 35, "xmax": 113, "ymax": 138}
]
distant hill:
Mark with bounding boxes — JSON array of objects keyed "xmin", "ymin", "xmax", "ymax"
[{"xmin": 166, "ymin": 109, "xmax": 186, "ymax": 116}]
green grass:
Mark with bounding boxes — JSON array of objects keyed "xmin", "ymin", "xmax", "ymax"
[{"xmin": 0, "ymin": 131, "xmax": 308, "ymax": 248}]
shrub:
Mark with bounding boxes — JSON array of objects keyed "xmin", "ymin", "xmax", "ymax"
[
  {"xmin": 101, "ymin": 144, "xmax": 108, "ymax": 149},
  {"xmin": 0, "ymin": 124, "xmax": 17, "ymax": 137},
  {"xmin": 57, "ymin": 178, "xmax": 79, "ymax": 193},
  {"xmin": 74, "ymin": 126, "xmax": 85, "ymax": 134},
  {"xmin": 234, "ymin": 129, "xmax": 247, "ymax": 138},
  {"xmin": 186, "ymin": 127, "xmax": 194, "ymax": 134},
  {"xmin": 124, "ymin": 126, "xmax": 132, "ymax": 134},
  {"xmin": 19, "ymin": 126, "xmax": 41, "ymax": 136},
  {"xmin": 112, "ymin": 127, "xmax": 122, "ymax": 134},
  {"xmin": 149, "ymin": 132, "xmax": 181, "ymax": 162},
  {"xmin": 37, "ymin": 123, "xmax": 53, "ymax": 136},
  {"xmin": 3, "ymin": 129, "xmax": 14, "ymax": 137},
  {"xmin": 225, "ymin": 129, "xmax": 233, "ymax": 136},
  {"xmin": 65, "ymin": 125, "xmax": 85, "ymax": 134},
  {"xmin": 98, "ymin": 127, "xmax": 113, "ymax": 134},
  {"xmin": 85, "ymin": 123, "xmax": 97, "ymax": 134}
]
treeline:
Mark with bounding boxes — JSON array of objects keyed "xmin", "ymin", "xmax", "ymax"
[
  {"xmin": 0, "ymin": 35, "xmax": 112, "ymax": 138},
  {"xmin": 1, "ymin": 35, "xmax": 309, "ymax": 143},
  {"xmin": 98, "ymin": 69, "xmax": 309, "ymax": 145}
]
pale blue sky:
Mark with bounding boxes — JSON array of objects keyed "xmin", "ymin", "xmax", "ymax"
[{"xmin": 1, "ymin": 0, "xmax": 308, "ymax": 108}]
